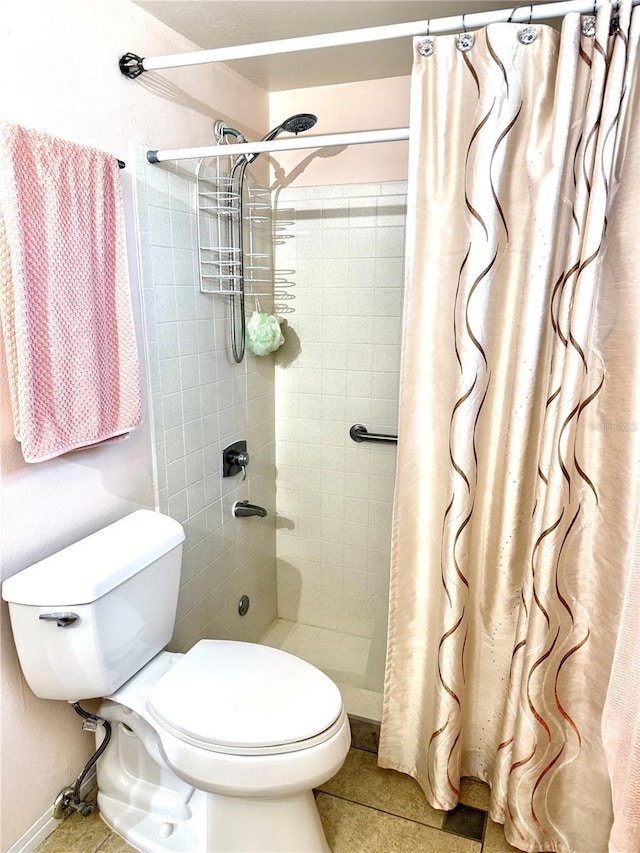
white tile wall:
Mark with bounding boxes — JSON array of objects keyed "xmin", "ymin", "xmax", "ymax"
[
  {"xmin": 135, "ymin": 147, "xmax": 277, "ymax": 651},
  {"xmin": 260, "ymin": 619, "xmax": 385, "ymax": 720},
  {"xmin": 274, "ymin": 182, "xmax": 407, "ymax": 639},
  {"xmin": 261, "ymin": 619, "xmax": 370, "ymax": 687},
  {"xmin": 136, "ymin": 161, "xmax": 406, "ymax": 655}
]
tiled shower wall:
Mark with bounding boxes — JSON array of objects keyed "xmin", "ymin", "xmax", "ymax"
[
  {"xmin": 274, "ymin": 181, "xmax": 407, "ymax": 640},
  {"xmin": 134, "ymin": 148, "xmax": 277, "ymax": 651}
]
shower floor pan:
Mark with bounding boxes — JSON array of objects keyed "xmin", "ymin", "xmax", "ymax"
[{"xmin": 260, "ymin": 619, "xmax": 383, "ymax": 722}]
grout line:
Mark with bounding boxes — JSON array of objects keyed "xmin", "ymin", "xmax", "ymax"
[
  {"xmin": 316, "ymin": 791, "xmax": 447, "ymax": 832},
  {"xmin": 441, "ymin": 821, "xmax": 487, "ymax": 843},
  {"xmin": 318, "ymin": 785, "xmax": 489, "ymax": 845},
  {"xmin": 94, "ymin": 831, "xmax": 132, "ymax": 853},
  {"xmin": 481, "ymin": 810, "xmax": 489, "ymax": 849}
]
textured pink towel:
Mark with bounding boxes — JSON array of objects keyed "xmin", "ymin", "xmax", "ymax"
[
  {"xmin": 0, "ymin": 123, "xmax": 141, "ymax": 463},
  {"xmin": 602, "ymin": 514, "xmax": 640, "ymax": 853}
]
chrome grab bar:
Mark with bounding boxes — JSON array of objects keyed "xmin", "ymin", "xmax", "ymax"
[{"xmin": 349, "ymin": 424, "xmax": 398, "ymax": 445}]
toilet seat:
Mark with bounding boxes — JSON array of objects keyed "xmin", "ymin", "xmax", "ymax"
[{"xmin": 146, "ymin": 640, "xmax": 344, "ymax": 756}]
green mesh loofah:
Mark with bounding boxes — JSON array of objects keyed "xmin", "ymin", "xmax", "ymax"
[{"xmin": 245, "ymin": 311, "xmax": 284, "ymax": 356}]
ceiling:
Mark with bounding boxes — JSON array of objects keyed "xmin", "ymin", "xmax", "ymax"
[{"xmin": 132, "ymin": 0, "xmax": 554, "ymax": 91}]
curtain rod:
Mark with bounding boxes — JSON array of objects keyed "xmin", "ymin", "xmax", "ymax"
[
  {"xmin": 147, "ymin": 128, "xmax": 410, "ymax": 164},
  {"xmin": 119, "ymin": 0, "xmax": 631, "ymax": 78}
]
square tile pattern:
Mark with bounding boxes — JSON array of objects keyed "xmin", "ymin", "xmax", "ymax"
[
  {"xmin": 37, "ymin": 748, "xmax": 523, "ymax": 853},
  {"xmin": 260, "ymin": 618, "xmax": 384, "ymax": 721},
  {"xmin": 261, "ymin": 618, "xmax": 370, "ymax": 686},
  {"xmin": 135, "ymin": 150, "xmax": 278, "ymax": 653},
  {"xmin": 274, "ymin": 183, "xmax": 406, "ymax": 642}
]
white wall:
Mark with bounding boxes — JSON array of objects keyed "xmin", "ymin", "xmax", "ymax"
[
  {"xmin": 0, "ymin": 1, "xmax": 268, "ymax": 848},
  {"xmin": 269, "ymin": 76, "xmax": 411, "ymax": 187}
]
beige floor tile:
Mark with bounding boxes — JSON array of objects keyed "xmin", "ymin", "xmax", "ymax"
[
  {"xmin": 317, "ymin": 794, "xmax": 482, "ymax": 853},
  {"xmin": 317, "ymin": 747, "xmax": 444, "ymax": 828},
  {"xmin": 459, "ymin": 777, "xmax": 491, "ymax": 810},
  {"xmin": 36, "ymin": 811, "xmax": 110, "ymax": 853},
  {"xmin": 483, "ymin": 818, "xmax": 524, "ymax": 852},
  {"xmin": 96, "ymin": 832, "xmax": 137, "ymax": 852}
]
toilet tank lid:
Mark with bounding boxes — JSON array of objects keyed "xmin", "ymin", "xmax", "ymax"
[{"xmin": 2, "ymin": 511, "xmax": 185, "ymax": 606}]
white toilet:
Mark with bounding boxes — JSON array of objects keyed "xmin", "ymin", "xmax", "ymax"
[{"xmin": 2, "ymin": 510, "xmax": 351, "ymax": 852}]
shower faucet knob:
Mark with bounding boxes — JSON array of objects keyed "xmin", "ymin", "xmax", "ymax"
[
  {"xmin": 232, "ymin": 449, "xmax": 250, "ymax": 480},
  {"xmin": 222, "ymin": 441, "xmax": 250, "ymax": 480},
  {"xmin": 233, "ymin": 449, "xmax": 250, "ymax": 468}
]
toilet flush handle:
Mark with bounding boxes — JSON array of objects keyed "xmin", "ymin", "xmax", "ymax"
[{"xmin": 39, "ymin": 612, "xmax": 80, "ymax": 628}]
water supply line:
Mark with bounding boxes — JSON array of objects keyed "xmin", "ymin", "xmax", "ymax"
[{"xmin": 52, "ymin": 703, "xmax": 112, "ymax": 820}]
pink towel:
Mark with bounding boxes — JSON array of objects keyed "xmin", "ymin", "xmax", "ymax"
[
  {"xmin": 0, "ymin": 123, "xmax": 141, "ymax": 463},
  {"xmin": 602, "ymin": 513, "xmax": 640, "ymax": 853}
]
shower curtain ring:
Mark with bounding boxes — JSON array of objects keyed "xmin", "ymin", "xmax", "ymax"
[
  {"xmin": 582, "ymin": 0, "xmax": 598, "ymax": 36},
  {"xmin": 417, "ymin": 20, "xmax": 435, "ymax": 56},
  {"xmin": 518, "ymin": 3, "xmax": 538, "ymax": 43},
  {"xmin": 610, "ymin": 0, "xmax": 620, "ymax": 34},
  {"xmin": 457, "ymin": 13, "xmax": 475, "ymax": 51}
]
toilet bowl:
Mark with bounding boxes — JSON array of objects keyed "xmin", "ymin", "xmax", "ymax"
[
  {"xmin": 98, "ymin": 641, "xmax": 350, "ymax": 852},
  {"xmin": 2, "ymin": 511, "xmax": 350, "ymax": 852}
]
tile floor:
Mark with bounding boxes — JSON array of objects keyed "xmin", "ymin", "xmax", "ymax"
[{"xmin": 37, "ymin": 748, "xmax": 521, "ymax": 853}]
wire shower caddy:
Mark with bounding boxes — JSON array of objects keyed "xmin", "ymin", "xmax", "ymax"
[
  {"xmin": 196, "ymin": 143, "xmax": 272, "ymax": 362},
  {"xmin": 196, "ymin": 159, "xmax": 274, "ymax": 298}
]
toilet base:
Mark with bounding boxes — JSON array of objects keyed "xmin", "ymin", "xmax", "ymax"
[
  {"xmin": 206, "ymin": 790, "xmax": 330, "ymax": 853},
  {"xmin": 98, "ymin": 788, "xmax": 206, "ymax": 853},
  {"xmin": 98, "ymin": 787, "xmax": 330, "ymax": 853},
  {"xmin": 96, "ymin": 699, "xmax": 335, "ymax": 852}
]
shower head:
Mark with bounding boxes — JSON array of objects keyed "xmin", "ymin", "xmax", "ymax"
[
  {"xmin": 280, "ymin": 113, "xmax": 318, "ymax": 135},
  {"xmin": 243, "ymin": 113, "xmax": 318, "ymax": 164}
]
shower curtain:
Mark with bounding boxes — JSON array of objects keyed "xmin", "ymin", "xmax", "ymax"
[{"xmin": 379, "ymin": 3, "xmax": 640, "ymax": 852}]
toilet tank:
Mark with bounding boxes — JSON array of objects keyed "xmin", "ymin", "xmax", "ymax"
[{"xmin": 2, "ymin": 510, "xmax": 185, "ymax": 702}]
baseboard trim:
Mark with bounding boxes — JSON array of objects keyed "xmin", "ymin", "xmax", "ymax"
[{"xmin": 5, "ymin": 769, "xmax": 97, "ymax": 853}]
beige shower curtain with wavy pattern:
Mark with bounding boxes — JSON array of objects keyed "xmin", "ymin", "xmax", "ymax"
[{"xmin": 379, "ymin": 4, "xmax": 640, "ymax": 852}]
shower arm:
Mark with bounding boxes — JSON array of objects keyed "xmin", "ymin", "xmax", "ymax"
[{"xmin": 214, "ymin": 122, "xmax": 246, "ymax": 144}]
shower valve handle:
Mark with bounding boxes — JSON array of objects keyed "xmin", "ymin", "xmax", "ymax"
[
  {"xmin": 231, "ymin": 449, "xmax": 250, "ymax": 480},
  {"xmin": 223, "ymin": 441, "xmax": 250, "ymax": 480}
]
